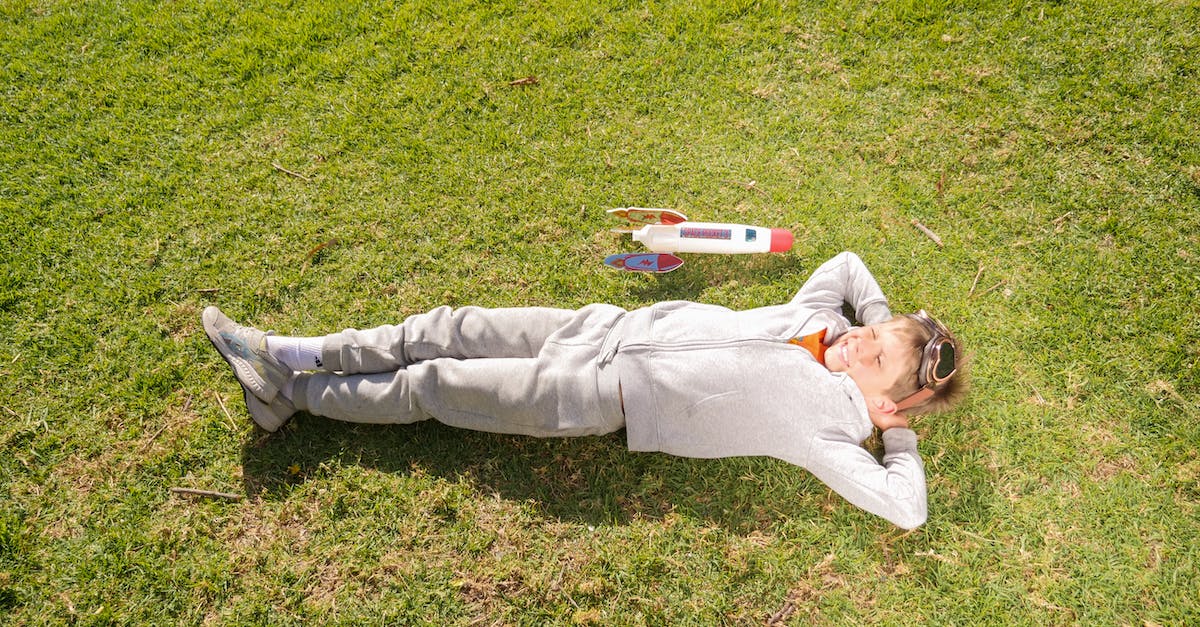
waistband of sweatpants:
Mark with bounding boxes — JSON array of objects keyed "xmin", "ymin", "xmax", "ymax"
[{"xmin": 596, "ymin": 312, "xmax": 626, "ymax": 422}]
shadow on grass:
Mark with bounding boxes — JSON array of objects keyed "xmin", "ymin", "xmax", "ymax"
[
  {"xmin": 240, "ymin": 413, "xmax": 833, "ymax": 533},
  {"xmin": 623, "ymin": 252, "xmax": 803, "ymax": 303}
]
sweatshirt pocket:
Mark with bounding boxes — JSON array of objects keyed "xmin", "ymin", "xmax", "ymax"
[{"xmin": 685, "ymin": 390, "xmax": 742, "ymax": 420}]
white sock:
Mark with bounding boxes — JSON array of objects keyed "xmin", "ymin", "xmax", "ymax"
[{"xmin": 265, "ymin": 336, "xmax": 327, "ymax": 371}]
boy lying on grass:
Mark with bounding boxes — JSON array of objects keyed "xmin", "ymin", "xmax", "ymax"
[{"xmin": 203, "ymin": 252, "xmax": 965, "ymax": 528}]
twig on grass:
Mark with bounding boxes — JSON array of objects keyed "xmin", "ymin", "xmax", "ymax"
[
  {"xmin": 210, "ymin": 390, "xmax": 238, "ymax": 431},
  {"xmin": 507, "ymin": 76, "xmax": 539, "ymax": 86},
  {"xmin": 170, "ymin": 487, "xmax": 243, "ymax": 501},
  {"xmin": 197, "ymin": 288, "xmax": 220, "ymax": 294},
  {"xmin": 767, "ymin": 599, "xmax": 797, "ymax": 625},
  {"xmin": 911, "ymin": 219, "xmax": 944, "ymax": 247},
  {"xmin": 948, "ymin": 524, "xmax": 1003, "ymax": 545},
  {"xmin": 137, "ymin": 423, "xmax": 170, "ymax": 453},
  {"xmin": 768, "ymin": 553, "xmax": 836, "ymax": 624},
  {"xmin": 726, "ymin": 179, "xmax": 766, "ymax": 195},
  {"xmin": 299, "ymin": 238, "xmax": 340, "ymax": 279},
  {"xmin": 271, "ymin": 162, "xmax": 312, "ymax": 181},
  {"xmin": 1052, "ymin": 211, "xmax": 1073, "ymax": 233},
  {"xmin": 967, "ymin": 263, "xmax": 985, "ymax": 298},
  {"xmin": 973, "ymin": 280, "xmax": 1006, "ymax": 299},
  {"xmin": 1027, "ymin": 382, "xmax": 1048, "ymax": 405}
]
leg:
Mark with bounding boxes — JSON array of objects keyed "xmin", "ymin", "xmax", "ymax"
[
  {"xmin": 296, "ymin": 305, "xmax": 627, "ymax": 436},
  {"xmin": 295, "ymin": 358, "xmax": 620, "ymax": 436},
  {"xmin": 324, "ymin": 306, "xmax": 595, "ymax": 374}
]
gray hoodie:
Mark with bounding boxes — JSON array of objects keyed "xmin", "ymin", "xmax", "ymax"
[{"xmin": 613, "ymin": 252, "xmax": 927, "ymax": 529}]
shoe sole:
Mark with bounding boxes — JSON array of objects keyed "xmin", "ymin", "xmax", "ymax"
[{"xmin": 243, "ymin": 389, "xmax": 292, "ymax": 432}]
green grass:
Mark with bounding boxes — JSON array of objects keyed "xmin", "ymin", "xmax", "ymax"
[{"xmin": 2, "ymin": 0, "xmax": 1198, "ymax": 623}]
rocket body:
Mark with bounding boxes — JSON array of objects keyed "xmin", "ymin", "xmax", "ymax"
[{"xmin": 631, "ymin": 222, "xmax": 794, "ymax": 254}]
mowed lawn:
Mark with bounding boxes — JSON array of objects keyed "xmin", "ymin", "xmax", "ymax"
[{"xmin": 2, "ymin": 0, "xmax": 1198, "ymax": 624}]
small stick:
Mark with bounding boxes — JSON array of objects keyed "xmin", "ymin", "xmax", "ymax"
[
  {"xmin": 1052, "ymin": 211, "xmax": 1073, "ymax": 232},
  {"xmin": 137, "ymin": 423, "xmax": 170, "ymax": 453},
  {"xmin": 973, "ymin": 280, "xmax": 1005, "ymax": 299},
  {"xmin": 968, "ymin": 263, "xmax": 985, "ymax": 297},
  {"xmin": 170, "ymin": 487, "xmax": 243, "ymax": 501},
  {"xmin": 299, "ymin": 238, "xmax": 339, "ymax": 279},
  {"xmin": 949, "ymin": 525, "xmax": 1002, "ymax": 545},
  {"xmin": 911, "ymin": 219, "xmax": 943, "ymax": 247},
  {"xmin": 767, "ymin": 600, "xmax": 797, "ymax": 625},
  {"xmin": 726, "ymin": 179, "xmax": 766, "ymax": 195},
  {"xmin": 1028, "ymin": 382, "xmax": 1047, "ymax": 405},
  {"xmin": 197, "ymin": 288, "xmax": 220, "ymax": 294},
  {"xmin": 211, "ymin": 391, "xmax": 238, "ymax": 431},
  {"xmin": 271, "ymin": 162, "xmax": 311, "ymax": 181}
]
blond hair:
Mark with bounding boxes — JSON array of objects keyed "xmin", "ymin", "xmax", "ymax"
[{"xmin": 884, "ymin": 315, "xmax": 968, "ymax": 415}]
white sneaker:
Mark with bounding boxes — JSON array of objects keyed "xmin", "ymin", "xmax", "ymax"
[
  {"xmin": 202, "ymin": 306, "xmax": 291, "ymax": 403},
  {"xmin": 244, "ymin": 390, "xmax": 296, "ymax": 432}
]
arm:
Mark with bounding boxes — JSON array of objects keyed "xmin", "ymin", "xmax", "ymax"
[
  {"xmin": 791, "ymin": 252, "xmax": 892, "ymax": 325},
  {"xmin": 805, "ymin": 427, "xmax": 928, "ymax": 529}
]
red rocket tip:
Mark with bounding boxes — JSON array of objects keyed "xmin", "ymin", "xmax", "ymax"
[{"xmin": 769, "ymin": 228, "xmax": 794, "ymax": 252}]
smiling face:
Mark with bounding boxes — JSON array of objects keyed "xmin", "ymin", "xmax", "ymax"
[{"xmin": 824, "ymin": 320, "xmax": 921, "ymax": 400}]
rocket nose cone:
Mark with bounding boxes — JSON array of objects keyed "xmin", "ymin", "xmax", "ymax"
[{"xmin": 769, "ymin": 228, "xmax": 794, "ymax": 252}]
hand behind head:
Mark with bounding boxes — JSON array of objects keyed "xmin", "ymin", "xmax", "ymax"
[{"xmin": 866, "ymin": 396, "xmax": 910, "ymax": 431}]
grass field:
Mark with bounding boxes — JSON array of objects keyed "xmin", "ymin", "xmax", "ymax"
[{"xmin": 2, "ymin": 0, "xmax": 1198, "ymax": 624}]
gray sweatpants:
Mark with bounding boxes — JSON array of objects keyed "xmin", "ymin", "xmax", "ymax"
[{"xmin": 291, "ymin": 304, "xmax": 628, "ymax": 437}]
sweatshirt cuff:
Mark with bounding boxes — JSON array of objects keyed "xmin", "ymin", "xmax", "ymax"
[
  {"xmin": 881, "ymin": 427, "xmax": 918, "ymax": 452},
  {"xmin": 859, "ymin": 301, "xmax": 892, "ymax": 326}
]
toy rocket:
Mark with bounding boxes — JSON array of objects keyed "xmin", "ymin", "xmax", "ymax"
[{"xmin": 604, "ymin": 208, "xmax": 793, "ymax": 273}]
